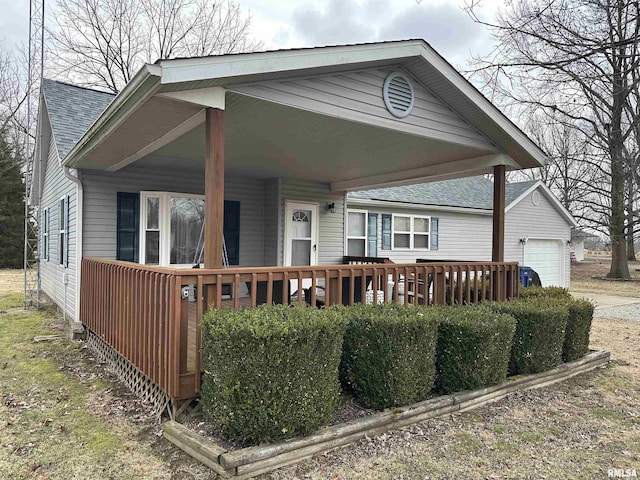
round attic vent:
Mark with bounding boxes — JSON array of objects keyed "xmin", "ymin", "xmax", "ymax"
[
  {"xmin": 531, "ymin": 190, "xmax": 541, "ymax": 206},
  {"xmin": 383, "ymin": 72, "xmax": 415, "ymax": 118}
]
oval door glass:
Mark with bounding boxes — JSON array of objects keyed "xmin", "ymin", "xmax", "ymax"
[{"xmin": 291, "ymin": 209, "xmax": 312, "ymax": 266}]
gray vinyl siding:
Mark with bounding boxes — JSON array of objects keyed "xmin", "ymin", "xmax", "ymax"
[
  {"xmin": 82, "ymin": 162, "xmax": 266, "ymax": 267},
  {"xmin": 349, "ymin": 186, "xmax": 573, "ymax": 287},
  {"xmin": 505, "ymin": 190, "xmax": 571, "ymax": 287},
  {"xmin": 263, "ymin": 178, "xmax": 280, "ymax": 266},
  {"xmin": 230, "ymin": 68, "xmax": 495, "ymax": 150},
  {"xmin": 349, "ymin": 205, "xmax": 493, "ymax": 263},
  {"xmin": 40, "ymin": 133, "xmax": 78, "ymax": 320},
  {"xmin": 280, "ymin": 178, "xmax": 345, "ymax": 266}
]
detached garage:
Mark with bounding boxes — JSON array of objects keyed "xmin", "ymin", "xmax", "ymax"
[
  {"xmin": 504, "ymin": 181, "xmax": 577, "ymax": 287},
  {"xmin": 348, "ymin": 176, "xmax": 578, "ymax": 288}
]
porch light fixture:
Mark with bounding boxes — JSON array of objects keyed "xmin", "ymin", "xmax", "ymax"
[{"xmin": 326, "ymin": 202, "xmax": 336, "ymax": 214}]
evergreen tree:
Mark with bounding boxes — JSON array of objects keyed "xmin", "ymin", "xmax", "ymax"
[{"xmin": 0, "ymin": 130, "xmax": 25, "ymax": 268}]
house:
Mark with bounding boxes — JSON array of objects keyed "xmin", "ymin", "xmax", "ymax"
[
  {"xmin": 347, "ymin": 176, "xmax": 578, "ymax": 287},
  {"xmin": 31, "ymin": 40, "xmax": 550, "ymax": 406},
  {"xmin": 570, "ymin": 228, "xmax": 598, "ymax": 262}
]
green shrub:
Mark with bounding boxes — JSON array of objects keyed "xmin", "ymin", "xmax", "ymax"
[
  {"xmin": 490, "ymin": 298, "xmax": 568, "ymax": 374},
  {"xmin": 435, "ymin": 305, "xmax": 516, "ymax": 393},
  {"xmin": 519, "ymin": 285, "xmax": 571, "ymax": 300},
  {"xmin": 519, "ymin": 286, "xmax": 594, "ymax": 362},
  {"xmin": 200, "ymin": 304, "xmax": 348, "ymax": 444},
  {"xmin": 339, "ymin": 303, "xmax": 439, "ymax": 409},
  {"xmin": 563, "ymin": 299, "xmax": 594, "ymax": 362}
]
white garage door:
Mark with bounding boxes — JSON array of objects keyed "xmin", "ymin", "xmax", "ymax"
[{"xmin": 524, "ymin": 239, "xmax": 564, "ymax": 287}]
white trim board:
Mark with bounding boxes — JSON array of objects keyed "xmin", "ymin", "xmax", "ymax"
[{"xmin": 347, "ymin": 198, "xmax": 492, "ymax": 216}]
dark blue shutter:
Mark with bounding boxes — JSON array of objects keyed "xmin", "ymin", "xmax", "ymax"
[
  {"xmin": 430, "ymin": 217, "xmax": 439, "ymax": 251},
  {"xmin": 223, "ymin": 200, "xmax": 240, "ymax": 265},
  {"xmin": 367, "ymin": 213, "xmax": 378, "ymax": 257},
  {"xmin": 381, "ymin": 214, "xmax": 392, "ymax": 250},
  {"xmin": 117, "ymin": 192, "xmax": 140, "ymax": 262}
]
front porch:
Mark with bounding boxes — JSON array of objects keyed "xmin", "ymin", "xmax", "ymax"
[
  {"xmin": 80, "ymin": 257, "xmax": 519, "ymax": 401},
  {"xmin": 66, "ymin": 43, "xmax": 549, "ymax": 407}
]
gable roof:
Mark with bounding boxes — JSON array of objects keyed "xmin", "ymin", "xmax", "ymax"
[
  {"xmin": 41, "ymin": 79, "xmax": 114, "ymax": 159},
  {"xmin": 55, "ymin": 40, "xmax": 547, "ymax": 174},
  {"xmin": 349, "ymin": 176, "xmax": 537, "ymax": 210}
]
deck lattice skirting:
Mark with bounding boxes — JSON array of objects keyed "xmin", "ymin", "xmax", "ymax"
[
  {"xmin": 163, "ymin": 350, "xmax": 610, "ymax": 479},
  {"xmin": 86, "ymin": 330, "xmax": 172, "ymax": 417}
]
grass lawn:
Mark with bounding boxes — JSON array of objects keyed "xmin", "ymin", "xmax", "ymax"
[
  {"xmin": 0, "ymin": 270, "xmax": 210, "ymax": 479},
  {"xmin": 571, "ymin": 257, "xmax": 640, "ymax": 297},
  {"xmin": 1, "ymin": 268, "xmax": 639, "ymax": 479}
]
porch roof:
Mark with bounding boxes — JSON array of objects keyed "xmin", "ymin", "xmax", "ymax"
[{"xmin": 50, "ymin": 40, "xmax": 547, "ymax": 190}]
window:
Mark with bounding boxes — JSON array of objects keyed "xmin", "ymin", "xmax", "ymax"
[
  {"xmin": 347, "ymin": 210, "xmax": 367, "ymax": 256},
  {"xmin": 143, "ymin": 195, "xmax": 161, "ymax": 265},
  {"xmin": 170, "ymin": 196, "xmax": 205, "ymax": 265},
  {"xmin": 139, "ymin": 192, "xmax": 238, "ymax": 267},
  {"xmin": 392, "ymin": 214, "xmax": 430, "ymax": 250},
  {"xmin": 42, "ymin": 208, "xmax": 49, "ymax": 261},
  {"xmin": 59, "ymin": 197, "xmax": 66, "ymax": 266}
]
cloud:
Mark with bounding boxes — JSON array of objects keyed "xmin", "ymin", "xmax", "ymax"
[
  {"xmin": 379, "ymin": 3, "xmax": 488, "ymax": 66},
  {"xmin": 290, "ymin": 0, "xmax": 490, "ymax": 66},
  {"xmin": 291, "ymin": 0, "xmax": 378, "ymax": 46}
]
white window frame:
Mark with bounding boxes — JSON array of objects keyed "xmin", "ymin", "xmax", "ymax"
[
  {"xmin": 42, "ymin": 207, "xmax": 49, "ymax": 261},
  {"xmin": 139, "ymin": 191, "xmax": 206, "ymax": 268},
  {"xmin": 59, "ymin": 197, "xmax": 66, "ymax": 266},
  {"xmin": 391, "ymin": 214, "xmax": 431, "ymax": 251},
  {"xmin": 346, "ymin": 209, "xmax": 369, "ymax": 257}
]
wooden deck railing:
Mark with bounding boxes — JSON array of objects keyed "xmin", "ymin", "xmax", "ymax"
[{"xmin": 80, "ymin": 258, "xmax": 519, "ymax": 400}]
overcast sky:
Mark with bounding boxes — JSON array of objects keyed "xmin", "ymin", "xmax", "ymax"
[{"xmin": 0, "ymin": 0, "xmax": 500, "ymax": 68}]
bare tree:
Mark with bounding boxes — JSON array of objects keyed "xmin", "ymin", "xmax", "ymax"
[
  {"xmin": 49, "ymin": 0, "xmax": 263, "ymax": 93},
  {"xmin": 464, "ymin": 0, "xmax": 640, "ymax": 278},
  {"xmin": 516, "ymin": 111, "xmax": 596, "ymax": 213},
  {"xmin": 0, "ymin": 44, "xmax": 32, "ymax": 160}
]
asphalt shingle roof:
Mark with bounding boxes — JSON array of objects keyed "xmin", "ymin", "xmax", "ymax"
[
  {"xmin": 42, "ymin": 79, "xmax": 115, "ymax": 160},
  {"xmin": 349, "ymin": 176, "xmax": 538, "ymax": 210}
]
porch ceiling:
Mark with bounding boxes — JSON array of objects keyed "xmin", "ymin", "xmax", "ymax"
[{"xmin": 132, "ymin": 92, "xmax": 499, "ymax": 190}]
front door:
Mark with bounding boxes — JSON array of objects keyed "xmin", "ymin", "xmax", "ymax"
[{"xmin": 284, "ymin": 201, "xmax": 319, "ymax": 293}]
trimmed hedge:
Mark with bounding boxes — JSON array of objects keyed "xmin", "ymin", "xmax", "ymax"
[
  {"xmin": 490, "ymin": 298, "xmax": 568, "ymax": 374},
  {"xmin": 520, "ymin": 286, "xmax": 594, "ymax": 362},
  {"xmin": 519, "ymin": 285, "xmax": 572, "ymax": 300},
  {"xmin": 563, "ymin": 299, "xmax": 594, "ymax": 362},
  {"xmin": 200, "ymin": 305, "xmax": 348, "ymax": 444},
  {"xmin": 339, "ymin": 303, "xmax": 439, "ymax": 409},
  {"xmin": 435, "ymin": 306, "xmax": 516, "ymax": 393}
]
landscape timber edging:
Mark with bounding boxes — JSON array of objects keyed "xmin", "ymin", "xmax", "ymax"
[{"xmin": 163, "ymin": 349, "xmax": 610, "ymax": 479}]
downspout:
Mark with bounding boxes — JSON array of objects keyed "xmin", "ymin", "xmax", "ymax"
[{"xmin": 63, "ymin": 166, "xmax": 83, "ymax": 324}]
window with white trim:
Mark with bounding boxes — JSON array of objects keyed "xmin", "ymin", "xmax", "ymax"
[
  {"xmin": 392, "ymin": 214, "xmax": 430, "ymax": 250},
  {"xmin": 347, "ymin": 210, "xmax": 368, "ymax": 256},
  {"xmin": 42, "ymin": 208, "xmax": 49, "ymax": 261},
  {"xmin": 58, "ymin": 197, "xmax": 66, "ymax": 265},
  {"xmin": 140, "ymin": 192, "xmax": 205, "ymax": 267}
]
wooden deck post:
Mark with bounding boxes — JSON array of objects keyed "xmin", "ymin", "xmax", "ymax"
[
  {"xmin": 204, "ymin": 108, "xmax": 225, "ymax": 309},
  {"xmin": 492, "ymin": 164, "xmax": 506, "ymax": 263},
  {"xmin": 204, "ymin": 108, "xmax": 225, "ymax": 269}
]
